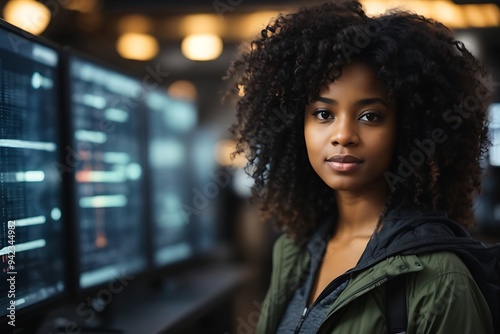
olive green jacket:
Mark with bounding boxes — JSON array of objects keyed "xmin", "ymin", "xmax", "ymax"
[{"xmin": 256, "ymin": 230, "xmax": 494, "ymax": 333}]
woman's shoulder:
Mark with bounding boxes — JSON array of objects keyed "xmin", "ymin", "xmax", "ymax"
[
  {"xmin": 407, "ymin": 251, "xmax": 478, "ymax": 295},
  {"xmin": 414, "ymin": 250, "xmax": 473, "ymax": 277},
  {"xmin": 403, "ymin": 251, "xmax": 494, "ymax": 333}
]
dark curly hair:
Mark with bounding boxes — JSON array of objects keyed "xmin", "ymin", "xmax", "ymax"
[{"xmin": 225, "ymin": 0, "xmax": 492, "ymax": 244}]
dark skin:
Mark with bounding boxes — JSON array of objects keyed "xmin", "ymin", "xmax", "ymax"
[
  {"xmin": 303, "ymin": 62, "xmax": 397, "ymax": 304},
  {"xmin": 308, "ymin": 189, "xmax": 388, "ymax": 304}
]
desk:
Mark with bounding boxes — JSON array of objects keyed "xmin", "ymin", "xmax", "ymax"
[
  {"xmin": 33, "ymin": 264, "xmax": 248, "ymax": 334},
  {"xmin": 107, "ymin": 264, "xmax": 248, "ymax": 334}
]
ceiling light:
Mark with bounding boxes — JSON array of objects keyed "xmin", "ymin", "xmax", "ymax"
[
  {"xmin": 360, "ymin": 0, "xmax": 500, "ymax": 28},
  {"xmin": 167, "ymin": 80, "xmax": 198, "ymax": 102},
  {"xmin": 2, "ymin": 0, "xmax": 51, "ymax": 35},
  {"xmin": 180, "ymin": 14, "xmax": 222, "ymax": 36},
  {"xmin": 181, "ymin": 34, "xmax": 223, "ymax": 61},
  {"xmin": 463, "ymin": 4, "xmax": 500, "ymax": 27},
  {"xmin": 116, "ymin": 33, "xmax": 159, "ymax": 61},
  {"xmin": 431, "ymin": 1, "xmax": 467, "ymax": 28},
  {"xmin": 359, "ymin": 0, "xmax": 389, "ymax": 16},
  {"xmin": 240, "ymin": 11, "xmax": 281, "ymax": 40}
]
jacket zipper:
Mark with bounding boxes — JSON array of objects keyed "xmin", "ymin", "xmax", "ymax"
[
  {"xmin": 294, "ymin": 274, "xmax": 391, "ymax": 333},
  {"xmin": 294, "ymin": 307, "xmax": 308, "ymax": 334},
  {"xmin": 293, "ymin": 275, "xmax": 349, "ymax": 333}
]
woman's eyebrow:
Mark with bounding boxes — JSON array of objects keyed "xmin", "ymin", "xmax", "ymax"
[
  {"xmin": 314, "ymin": 96, "xmax": 337, "ymax": 105},
  {"xmin": 356, "ymin": 97, "xmax": 388, "ymax": 107},
  {"xmin": 313, "ymin": 96, "xmax": 388, "ymax": 107}
]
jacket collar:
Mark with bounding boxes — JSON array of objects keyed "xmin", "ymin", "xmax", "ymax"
[
  {"xmin": 356, "ymin": 207, "xmax": 475, "ymax": 269},
  {"xmin": 304, "ymin": 208, "xmax": 467, "ymax": 271}
]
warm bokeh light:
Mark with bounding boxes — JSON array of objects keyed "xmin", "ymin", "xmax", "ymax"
[
  {"xmin": 432, "ymin": 1, "xmax": 467, "ymax": 28},
  {"xmin": 181, "ymin": 34, "xmax": 223, "ymax": 61},
  {"xmin": 360, "ymin": 0, "xmax": 500, "ymax": 28},
  {"xmin": 2, "ymin": 0, "xmax": 51, "ymax": 35},
  {"xmin": 167, "ymin": 80, "xmax": 198, "ymax": 102},
  {"xmin": 238, "ymin": 84, "xmax": 245, "ymax": 97},
  {"xmin": 117, "ymin": 15, "xmax": 153, "ymax": 34},
  {"xmin": 180, "ymin": 14, "xmax": 222, "ymax": 36},
  {"xmin": 142, "ymin": 2, "xmax": 500, "ymax": 48},
  {"xmin": 240, "ymin": 11, "xmax": 281, "ymax": 40},
  {"xmin": 214, "ymin": 139, "xmax": 247, "ymax": 168},
  {"xmin": 116, "ymin": 33, "xmax": 159, "ymax": 61},
  {"xmin": 463, "ymin": 4, "xmax": 500, "ymax": 27},
  {"xmin": 405, "ymin": 1, "xmax": 431, "ymax": 18},
  {"xmin": 359, "ymin": 0, "xmax": 388, "ymax": 16}
]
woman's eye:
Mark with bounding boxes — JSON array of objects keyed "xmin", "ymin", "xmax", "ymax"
[
  {"xmin": 359, "ymin": 112, "xmax": 382, "ymax": 122},
  {"xmin": 313, "ymin": 110, "xmax": 333, "ymax": 120}
]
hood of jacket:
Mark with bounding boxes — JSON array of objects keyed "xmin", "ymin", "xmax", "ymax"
[
  {"xmin": 359, "ymin": 209, "xmax": 486, "ymax": 265},
  {"xmin": 352, "ymin": 208, "xmax": 500, "ymax": 333}
]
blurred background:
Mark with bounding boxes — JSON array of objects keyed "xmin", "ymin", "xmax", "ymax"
[{"xmin": 0, "ymin": 0, "xmax": 499, "ymax": 333}]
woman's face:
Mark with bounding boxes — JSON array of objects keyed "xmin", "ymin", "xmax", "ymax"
[{"xmin": 304, "ymin": 62, "xmax": 397, "ymax": 193}]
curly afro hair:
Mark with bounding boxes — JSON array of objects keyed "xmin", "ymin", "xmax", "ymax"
[{"xmin": 225, "ymin": 0, "xmax": 492, "ymax": 244}]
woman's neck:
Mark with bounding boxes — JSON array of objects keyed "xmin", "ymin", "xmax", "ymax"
[{"xmin": 333, "ymin": 182, "xmax": 388, "ymax": 239}]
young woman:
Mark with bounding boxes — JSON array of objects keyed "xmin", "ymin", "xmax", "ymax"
[{"xmin": 226, "ymin": 1, "xmax": 498, "ymax": 333}]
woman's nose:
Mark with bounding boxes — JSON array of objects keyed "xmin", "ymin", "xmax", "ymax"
[{"xmin": 330, "ymin": 116, "xmax": 359, "ymax": 147}]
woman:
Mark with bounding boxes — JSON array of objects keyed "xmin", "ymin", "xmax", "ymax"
[{"xmin": 225, "ymin": 1, "xmax": 497, "ymax": 333}]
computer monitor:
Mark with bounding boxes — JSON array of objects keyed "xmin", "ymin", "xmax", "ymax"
[
  {"xmin": 188, "ymin": 129, "xmax": 222, "ymax": 253},
  {"xmin": 0, "ymin": 21, "xmax": 65, "ymax": 325},
  {"xmin": 474, "ymin": 102, "xmax": 500, "ymax": 233},
  {"xmin": 144, "ymin": 90, "xmax": 198, "ymax": 268},
  {"xmin": 64, "ymin": 52, "xmax": 148, "ymax": 290},
  {"xmin": 489, "ymin": 103, "xmax": 500, "ymax": 167}
]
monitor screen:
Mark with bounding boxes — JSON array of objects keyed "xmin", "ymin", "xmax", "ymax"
[
  {"xmin": 189, "ymin": 129, "xmax": 221, "ymax": 253},
  {"xmin": 67, "ymin": 55, "xmax": 147, "ymax": 289},
  {"xmin": 489, "ymin": 103, "xmax": 500, "ymax": 167},
  {"xmin": 145, "ymin": 91, "xmax": 198, "ymax": 267},
  {"xmin": 0, "ymin": 23, "xmax": 65, "ymax": 319}
]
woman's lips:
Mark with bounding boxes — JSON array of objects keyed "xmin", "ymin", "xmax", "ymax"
[{"xmin": 326, "ymin": 155, "xmax": 363, "ymax": 172}]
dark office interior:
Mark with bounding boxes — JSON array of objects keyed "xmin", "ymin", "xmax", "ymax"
[{"xmin": 1, "ymin": 0, "xmax": 500, "ymax": 333}]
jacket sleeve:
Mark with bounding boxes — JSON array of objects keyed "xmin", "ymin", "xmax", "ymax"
[{"xmin": 408, "ymin": 271, "xmax": 494, "ymax": 334}]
